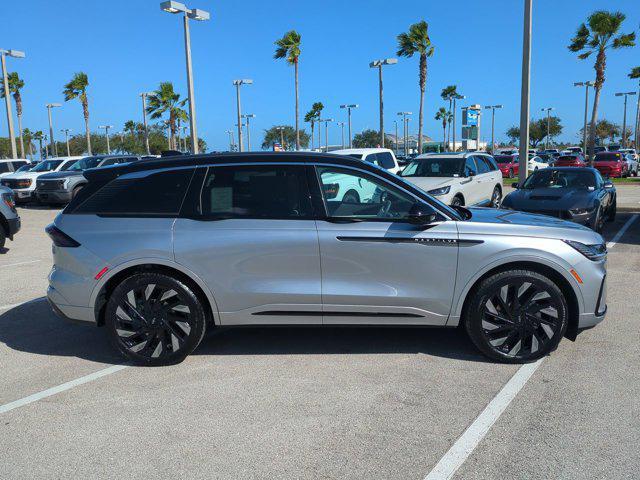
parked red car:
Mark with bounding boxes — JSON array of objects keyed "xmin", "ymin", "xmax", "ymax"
[
  {"xmin": 593, "ymin": 152, "xmax": 629, "ymax": 178},
  {"xmin": 554, "ymin": 154, "xmax": 587, "ymax": 167},
  {"xmin": 495, "ymin": 155, "xmax": 519, "ymax": 178}
]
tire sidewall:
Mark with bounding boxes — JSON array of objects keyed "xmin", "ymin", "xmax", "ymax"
[{"xmin": 105, "ymin": 272, "xmax": 207, "ymax": 366}]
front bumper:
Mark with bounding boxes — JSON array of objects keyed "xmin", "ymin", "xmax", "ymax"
[
  {"xmin": 36, "ymin": 189, "xmax": 73, "ymax": 204},
  {"xmin": 13, "ymin": 189, "xmax": 34, "ymax": 202}
]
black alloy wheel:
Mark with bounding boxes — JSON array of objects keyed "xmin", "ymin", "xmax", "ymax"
[
  {"xmin": 465, "ymin": 270, "xmax": 568, "ymax": 363},
  {"xmin": 106, "ymin": 272, "xmax": 207, "ymax": 366}
]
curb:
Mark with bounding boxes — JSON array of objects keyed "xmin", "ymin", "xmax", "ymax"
[{"xmin": 618, "ymin": 207, "xmax": 640, "ymax": 213}]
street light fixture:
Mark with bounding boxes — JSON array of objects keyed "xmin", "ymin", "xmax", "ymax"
[
  {"xmin": 339, "ymin": 104, "xmax": 358, "ymax": 148},
  {"xmin": 541, "ymin": 107, "xmax": 554, "ymax": 150},
  {"xmin": 397, "ymin": 112, "xmax": 412, "ymax": 155},
  {"xmin": 1, "ymin": 48, "xmax": 25, "ymax": 158},
  {"xmin": 574, "ymin": 81, "xmax": 595, "ymax": 156},
  {"xmin": 45, "ymin": 103, "xmax": 62, "ymax": 157},
  {"xmin": 241, "ymin": 113, "xmax": 256, "ymax": 151},
  {"xmin": 369, "ymin": 57, "xmax": 397, "ymax": 147},
  {"xmin": 233, "ymin": 79, "xmax": 253, "ymax": 152},
  {"xmin": 484, "ymin": 105, "xmax": 503, "ymax": 153},
  {"xmin": 615, "ymin": 91, "xmax": 637, "ymax": 148},
  {"xmin": 140, "ymin": 92, "xmax": 153, "ymax": 155},
  {"xmin": 60, "ymin": 128, "xmax": 72, "ymax": 156},
  {"xmin": 337, "ymin": 121, "xmax": 346, "ymax": 150},
  {"xmin": 98, "ymin": 125, "xmax": 114, "ymax": 154},
  {"xmin": 160, "ymin": 1, "xmax": 210, "ymax": 154}
]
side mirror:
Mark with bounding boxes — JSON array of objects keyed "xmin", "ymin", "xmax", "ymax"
[
  {"xmin": 511, "ymin": 182, "xmax": 519, "ymax": 189},
  {"xmin": 603, "ymin": 182, "xmax": 614, "ymax": 189},
  {"xmin": 467, "ymin": 170, "xmax": 476, "ymax": 177},
  {"xmin": 407, "ymin": 203, "xmax": 437, "ymax": 225}
]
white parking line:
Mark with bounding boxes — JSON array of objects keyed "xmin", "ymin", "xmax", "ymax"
[
  {"xmin": 606, "ymin": 214, "xmax": 638, "ymax": 249},
  {"xmin": 424, "ymin": 359, "xmax": 544, "ymax": 480},
  {"xmin": 0, "ymin": 259, "xmax": 41, "ymax": 268},
  {"xmin": 0, "ymin": 365, "xmax": 128, "ymax": 415}
]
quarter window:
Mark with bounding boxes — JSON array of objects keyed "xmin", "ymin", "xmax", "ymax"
[
  {"xmin": 0, "ymin": 163, "xmax": 11, "ymax": 174},
  {"xmin": 317, "ymin": 166, "xmax": 417, "ymax": 221},
  {"xmin": 195, "ymin": 165, "xmax": 312, "ymax": 219}
]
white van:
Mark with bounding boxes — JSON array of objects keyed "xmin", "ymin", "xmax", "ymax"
[{"xmin": 331, "ymin": 148, "xmax": 401, "ymax": 174}]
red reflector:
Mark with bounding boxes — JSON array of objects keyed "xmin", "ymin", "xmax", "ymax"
[{"xmin": 95, "ymin": 267, "xmax": 109, "ymax": 280}]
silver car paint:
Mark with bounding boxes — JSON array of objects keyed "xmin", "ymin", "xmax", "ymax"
[{"xmin": 47, "ymin": 163, "xmax": 607, "ymax": 332}]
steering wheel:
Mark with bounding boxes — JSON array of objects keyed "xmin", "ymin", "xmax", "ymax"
[{"xmin": 377, "ymin": 191, "xmax": 393, "ymax": 217}]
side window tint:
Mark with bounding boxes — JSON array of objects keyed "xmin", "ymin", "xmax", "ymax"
[
  {"xmin": 0, "ymin": 163, "xmax": 10, "ymax": 174},
  {"xmin": 196, "ymin": 165, "xmax": 312, "ymax": 219},
  {"xmin": 484, "ymin": 156, "xmax": 498, "ymax": 171},
  {"xmin": 317, "ymin": 166, "xmax": 418, "ymax": 221},
  {"xmin": 74, "ymin": 168, "xmax": 194, "ymax": 216},
  {"xmin": 11, "ymin": 161, "xmax": 26, "ymax": 170},
  {"xmin": 464, "ymin": 158, "xmax": 477, "ymax": 176},
  {"xmin": 376, "ymin": 152, "xmax": 396, "ymax": 170},
  {"xmin": 475, "ymin": 156, "xmax": 490, "ymax": 174}
]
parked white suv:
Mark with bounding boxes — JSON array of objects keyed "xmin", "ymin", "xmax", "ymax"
[
  {"xmin": 0, "ymin": 159, "xmax": 30, "ymax": 178},
  {"xmin": 401, "ymin": 152, "xmax": 503, "ymax": 207},
  {"xmin": 0, "ymin": 157, "xmax": 81, "ymax": 202},
  {"xmin": 332, "ymin": 148, "xmax": 401, "ymax": 174}
]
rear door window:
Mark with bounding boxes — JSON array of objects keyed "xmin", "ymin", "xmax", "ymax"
[
  {"xmin": 464, "ymin": 157, "xmax": 477, "ymax": 176},
  {"xmin": 474, "ymin": 156, "xmax": 491, "ymax": 174},
  {"xmin": 0, "ymin": 163, "xmax": 10, "ymax": 174},
  {"xmin": 191, "ymin": 164, "xmax": 313, "ymax": 220},
  {"xmin": 72, "ymin": 168, "xmax": 194, "ymax": 216},
  {"xmin": 376, "ymin": 152, "xmax": 396, "ymax": 170}
]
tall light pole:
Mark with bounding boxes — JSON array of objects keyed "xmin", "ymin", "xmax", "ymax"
[
  {"xmin": 160, "ymin": 1, "xmax": 210, "ymax": 154},
  {"xmin": 615, "ymin": 91, "xmax": 637, "ymax": 148},
  {"xmin": 484, "ymin": 105, "xmax": 503, "ymax": 153},
  {"xmin": 99, "ymin": 125, "xmax": 113, "ymax": 154},
  {"xmin": 322, "ymin": 118, "xmax": 334, "ymax": 152},
  {"xmin": 451, "ymin": 94, "xmax": 465, "ymax": 152},
  {"xmin": 397, "ymin": 112, "xmax": 412, "ymax": 156},
  {"xmin": 233, "ymin": 79, "xmax": 253, "ymax": 152},
  {"xmin": 574, "ymin": 81, "xmax": 594, "ymax": 155},
  {"xmin": 140, "ymin": 92, "xmax": 152, "ymax": 155},
  {"xmin": 340, "ymin": 104, "xmax": 358, "ymax": 148},
  {"xmin": 241, "ymin": 114, "xmax": 255, "ymax": 151},
  {"xmin": 275, "ymin": 126, "xmax": 285, "ymax": 150},
  {"xmin": 541, "ymin": 107, "xmax": 554, "ymax": 150},
  {"xmin": 225, "ymin": 129, "xmax": 234, "ymax": 151},
  {"xmin": 394, "ymin": 120, "xmax": 399, "ymax": 155},
  {"xmin": 61, "ymin": 128, "xmax": 72, "ymax": 156},
  {"xmin": 369, "ymin": 58, "xmax": 397, "ymax": 147},
  {"xmin": 182, "ymin": 125, "xmax": 188, "ymax": 151},
  {"xmin": 46, "ymin": 103, "xmax": 62, "ymax": 157},
  {"xmin": 518, "ymin": 0, "xmax": 533, "ymax": 183},
  {"xmin": 0, "ymin": 48, "xmax": 24, "ymax": 159},
  {"xmin": 337, "ymin": 121, "xmax": 345, "ymax": 149}
]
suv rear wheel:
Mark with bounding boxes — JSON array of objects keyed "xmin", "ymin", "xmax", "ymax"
[
  {"xmin": 464, "ymin": 269, "xmax": 568, "ymax": 363},
  {"xmin": 105, "ymin": 272, "xmax": 207, "ymax": 366}
]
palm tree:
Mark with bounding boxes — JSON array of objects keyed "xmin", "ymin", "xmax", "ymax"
[
  {"xmin": 568, "ymin": 11, "xmax": 635, "ymax": 162},
  {"xmin": 33, "ymin": 130, "xmax": 44, "ymax": 160},
  {"xmin": 435, "ymin": 107, "xmax": 452, "ymax": 151},
  {"xmin": 274, "ymin": 30, "xmax": 302, "ymax": 150},
  {"xmin": 397, "ymin": 21, "xmax": 435, "ymax": 155},
  {"xmin": 0, "ymin": 72, "xmax": 26, "ymax": 157},
  {"xmin": 304, "ymin": 102, "xmax": 323, "ymax": 150},
  {"xmin": 63, "ymin": 72, "xmax": 92, "ymax": 155},
  {"xmin": 146, "ymin": 82, "xmax": 187, "ymax": 150},
  {"xmin": 440, "ymin": 85, "xmax": 457, "ymax": 146},
  {"xmin": 21, "ymin": 128, "xmax": 34, "ymax": 158}
]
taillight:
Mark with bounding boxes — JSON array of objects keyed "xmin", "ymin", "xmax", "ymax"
[
  {"xmin": 1, "ymin": 192, "xmax": 15, "ymax": 211},
  {"xmin": 45, "ymin": 224, "xmax": 81, "ymax": 248}
]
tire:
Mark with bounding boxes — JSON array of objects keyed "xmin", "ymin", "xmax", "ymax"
[
  {"xmin": 0, "ymin": 228, "xmax": 6, "ymax": 250},
  {"xmin": 451, "ymin": 195, "xmax": 464, "ymax": 207},
  {"xmin": 72, "ymin": 185, "xmax": 84, "ymax": 199},
  {"xmin": 464, "ymin": 269, "xmax": 568, "ymax": 363},
  {"xmin": 607, "ymin": 198, "xmax": 617, "ymax": 222},
  {"xmin": 105, "ymin": 272, "xmax": 207, "ymax": 366},
  {"xmin": 593, "ymin": 206, "xmax": 604, "ymax": 233},
  {"xmin": 490, "ymin": 186, "xmax": 502, "ymax": 208},
  {"xmin": 342, "ymin": 190, "xmax": 360, "ymax": 204},
  {"xmin": 508, "ymin": 169, "xmax": 514, "ymax": 179}
]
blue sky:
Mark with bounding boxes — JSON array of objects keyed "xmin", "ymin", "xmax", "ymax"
[{"xmin": 2, "ymin": 0, "xmax": 639, "ymax": 150}]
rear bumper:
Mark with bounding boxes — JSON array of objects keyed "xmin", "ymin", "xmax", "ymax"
[
  {"xmin": 47, "ymin": 285, "xmax": 96, "ymax": 324},
  {"xmin": 6, "ymin": 216, "xmax": 21, "ymax": 237},
  {"xmin": 36, "ymin": 189, "xmax": 73, "ymax": 204}
]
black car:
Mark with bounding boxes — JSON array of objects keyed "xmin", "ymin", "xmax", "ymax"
[{"xmin": 502, "ymin": 167, "xmax": 616, "ymax": 232}]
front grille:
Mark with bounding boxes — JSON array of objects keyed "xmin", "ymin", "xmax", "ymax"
[
  {"xmin": 522, "ymin": 209, "xmax": 571, "ymax": 220},
  {"xmin": 1, "ymin": 178, "xmax": 31, "ymax": 189},
  {"xmin": 36, "ymin": 179, "xmax": 64, "ymax": 190}
]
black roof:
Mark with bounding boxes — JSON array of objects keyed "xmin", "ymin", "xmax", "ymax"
[{"xmin": 84, "ymin": 152, "xmax": 368, "ymax": 182}]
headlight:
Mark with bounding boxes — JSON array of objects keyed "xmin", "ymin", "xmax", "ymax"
[
  {"xmin": 428, "ymin": 185, "xmax": 451, "ymax": 196},
  {"xmin": 564, "ymin": 240, "xmax": 607, "ymax": 261},
  {"xmin": 1, "ymin": 192, "xmax": 15, "ymax": 211},
  {"xmin": 569, "ymin": 206, "xmax": 596, "ymax": 215}
]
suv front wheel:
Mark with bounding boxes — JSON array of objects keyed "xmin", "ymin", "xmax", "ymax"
[
  {"xmin": 105, "ymin": 272, "xmax": 207, "ymax": 366},
  {"xmin": 464, "ymin": 269, "xmax": 568, "ymax": 363}
]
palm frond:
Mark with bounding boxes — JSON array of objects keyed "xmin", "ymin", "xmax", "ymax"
[
  {"xmin": 629, "ymin": 67, "xmax": 640, "ymax": 79},
  {"xmin": 612, "ymin": 32, "xmax": 636, "ymax": 49}
]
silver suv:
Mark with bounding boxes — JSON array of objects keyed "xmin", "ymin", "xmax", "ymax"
[{"xmin": 46, "ymin": 153, "xmax": 608, "ymax": 365}]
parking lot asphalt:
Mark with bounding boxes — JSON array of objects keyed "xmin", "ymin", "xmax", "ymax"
[{"xmin": 1, "ymin": 206, "xmax": 639, "ymax": 479}]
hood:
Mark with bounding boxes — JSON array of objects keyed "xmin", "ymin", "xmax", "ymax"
[
  {"xmin": 0, "ymin": 171, "xmax": 51, "ymax": 180},
  {"xmin": 404, "ymin": 176, "xmax": 465, "ymax": 191},
  {"xmin": 38, "ymin": 171, "xmax": 84, "ymax": 180},
  {"xmin": 458, "ymin": 206, "xmax": 601, "ymax": 244},
  {"xmin": 502, "ymin": 187, "xmax": 595, "ymax": 211}
]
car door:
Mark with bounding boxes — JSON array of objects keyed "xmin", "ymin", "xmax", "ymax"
[
  {"xmin": 461, "ymin": 156, "xmax": 482, "ymax": 205},
  {"xmin": 313, "ymin": 164, "xmax": 459, "ymax": 326},
  {"xmin": 174, "ymin": 163, "xmax": 322, "ymax": 325},
  {"xmin": 472, "ymin": 155, "xmax": 495, "ymax": 205}
]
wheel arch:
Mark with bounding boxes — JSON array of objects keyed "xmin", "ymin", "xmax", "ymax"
[
  {"xmin": 91, "ymin": 259, "xmax": 220, "ymax": 327},
  {"xmin": 453, "ymin": 260, "xmax": 582, "ymax": 340}
]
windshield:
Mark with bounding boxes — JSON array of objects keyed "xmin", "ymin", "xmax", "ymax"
[
  {"xmin": 30, "ymin": 160, "xmax": 63, "ymax": 172},
  {"xmin": 67, "ymin": 157, "xmax": 102, "ymax": 171},
  {"xmin": 401, "ymin": 157, "xmax": 464, "ymax": 178},
  {"xmin": 595, "ymin": 153, "xmax": 623, "ymax": 162},
  {"xmin": 523, "ymin": 170, "xmax": 596, "ymax": 190},
  {"xmin": 347, "ymin": 154, "xmax": 363, "ymax": 160},
  {"xmin": 16, "ymin": 165, "xmax": 32, "ymax": 172},
  {"xmin": 494, "ymin": 156, "xmax": 516, "ymax": 164}
]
